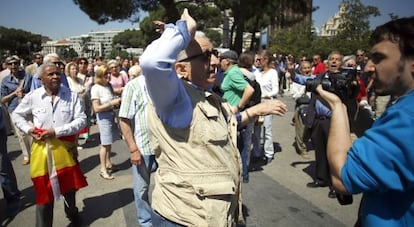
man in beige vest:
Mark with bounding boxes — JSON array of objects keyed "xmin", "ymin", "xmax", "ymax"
[{"xmin": 140, "ymin": 9, "xmax": 288, "ymax": 226}]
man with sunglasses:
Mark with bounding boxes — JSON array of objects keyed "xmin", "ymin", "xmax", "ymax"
[
  {"xmin": 30, "ymin": 53, "xmax": 69, "ymax": 92},
  {"xmin": 1, "ymin": 55, "xmax": 32, "ymax": 165},
  {"xmin": 12, "ymin": 61, "xmax": 88, "ymax": 226},
  {"xmin": 140, "ymin": 9, "xmax": 287, "ymax": 226}
]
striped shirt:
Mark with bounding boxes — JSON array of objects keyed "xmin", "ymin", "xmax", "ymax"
[{"xmin": 118, "ymin": 76, "xmax": 153, "ymax": 155}]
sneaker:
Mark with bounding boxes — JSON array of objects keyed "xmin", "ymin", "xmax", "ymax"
[
  {"xmin": 300, "ymin": 152, "xmax": 311, "ymax": 160},
  {"xmin": 263, "ymin": 156, "xmax": 273, "ymax": 165},
  {"xmin": 328, "ymin": 188, "xmax": 337, "ymax": 198}
]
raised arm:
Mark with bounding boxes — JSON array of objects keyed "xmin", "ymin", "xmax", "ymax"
[{"xmin": 139, "ymin": 9, "xmax": 195, "ymax": 128}]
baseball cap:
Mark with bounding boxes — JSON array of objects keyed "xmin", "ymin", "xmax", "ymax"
[
  {"xmin": 6, "ymin": 55, "xmax": 20, "ymax": 64},
  {"xmin": 220, "ymin": 50, "xmax": 238, "ymax": 62}
]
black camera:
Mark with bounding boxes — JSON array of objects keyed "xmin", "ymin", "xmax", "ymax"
[{"xmin": 305, "ymin": 67, "xmax": 359, "ymax": 102}]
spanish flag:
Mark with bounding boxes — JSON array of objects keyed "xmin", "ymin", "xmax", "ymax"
[{"xmin": 30, "ymin": 137, "xmax": 88, "ymax": 205}]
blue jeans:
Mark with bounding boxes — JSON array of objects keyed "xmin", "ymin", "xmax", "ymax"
[
  {"xmin": 151, "ymin": 210, "xmax": 185, "ymax": 227},
  {"xmin": 238, "ymin": 121, "xmax": 254, "ymax": 180},
  {"xmin": 132, "ymin": 154, "xmax": 157, "ymax": 227},
  {"xmin": 252, "ymin": 124, "xmax": 262, "ymax": 157},
  {"xmin": 0, "ymin": 127, "xmax": 20, "ymax": 205}
]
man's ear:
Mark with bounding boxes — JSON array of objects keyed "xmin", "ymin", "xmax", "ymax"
[{"xmin": 175, "ymin": 62, "xmax": 189, "ymax": 79}]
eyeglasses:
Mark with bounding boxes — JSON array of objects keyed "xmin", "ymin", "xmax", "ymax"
[
  {"xmin": 179, "ymin": 50, "xmax": 212, "ymax": 63},
  {"xmin": 52, "ymin": 61, "xmax": 64, "ymax": 67},
  {"xmin": 46, "ymin": 71, "xmax": 61, "ymax": 77},
  {"xmin": 7, "ymin": 62, "xmax": 19, "ymax": 65}
]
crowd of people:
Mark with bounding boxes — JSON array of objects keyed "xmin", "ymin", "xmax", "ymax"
[{"xmin": 1, "ymin": 9, "xmax": 413, "ymax": 227}]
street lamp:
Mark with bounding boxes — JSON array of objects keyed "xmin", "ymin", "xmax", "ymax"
[
  {"xmin": 27, "ymin": 41, "xmax": 31, "ymax": 58},
  {"xmin": 115, "ymin": 43, "xmax": 122, "ymax": 57}
]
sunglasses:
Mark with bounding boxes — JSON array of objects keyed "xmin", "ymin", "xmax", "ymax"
[
  {"xmin": 7, "ymin": 62, "xmax": 19, "ymax": 65},
  {"xmin": 179, "ymin": 50, "xmax": 212, "ymax": 63},
  {"xmin": 52, "ymin": 61, "xmax": 64, "ymax": 67},
  {"xmin": 79, "ymin": 61, "xmax": 87, "ymax": 65}
]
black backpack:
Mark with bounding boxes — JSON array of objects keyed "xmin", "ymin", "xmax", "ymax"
[{"xmin": 244, "ymin": 75, "xmax": 262, "ymax": 108}]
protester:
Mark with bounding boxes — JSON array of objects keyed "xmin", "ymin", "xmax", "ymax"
[
  {"xmin": 30, "ymin": 53, "xmax": 69, "ymax": 91},
  {"xmin": 291, "ymin": 51, "xmax": 344, "ymax": 199},
  {"xmin": 140, "ymin": 9, "xmax": 287, "ymax": 226},
  {"xmin": 119, "ymin": 74, "xmax": 156, "ymax": 227},
  {"xmin": 91, "ymin": 65, "xmax": 122, "ymax": 180},
  {"xmin": 12, "ymin": 62, "xmax": 88, "ymax": 227},
  {"xmin": 290, "ymin": 60, "xmax": 313, "ymax": 159},
  {"xmin": 219, "ymin": 50, "xmax": 254, "ymax": 183},
  {"xmin": 1, "ymin": 55, "xmax": 32, "ymax": 165},
  {"xmin": 318, "ymin": 17, "xmax": 414, "ymax": 226},
  {"xmin": 255, "ymin": 50, "xmax": 279, "ymax": 164}
]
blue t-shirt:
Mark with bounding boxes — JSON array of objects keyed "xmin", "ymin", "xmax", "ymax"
[{"xmin": 342, "ymin": 89, "xmax": 414, "ymax": 226}]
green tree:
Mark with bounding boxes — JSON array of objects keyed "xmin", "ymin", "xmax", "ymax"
[
  {"xmin": 73, "ymin": 0, "xmax": 312, "ymax": 53},
  {"xmin": 113, "ymin": 4, "xmax": 222, "ymax": 48},
  {"xmin": 80, "ymin": 36, "xmax": 92, "ymax": 57},
  {"xmin": 333, "ymin": 0, "xmax": 380, "ymax": 55},
  {"xmin": 0, "ymin": 26, "xmax": 42, "ymax": 60},
  {"xmin": 268, "ymin": 21, "xmax": 313, "ymax": 58}
]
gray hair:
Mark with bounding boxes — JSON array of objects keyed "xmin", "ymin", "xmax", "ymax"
[
  {"xmin": 43, "ymin": 53, "xmax": 60, "ymax": 63},
  {"xmin": 107, "ymin": 59, "xmax": 118, "ymax": 67},
  {"xmin": 37, "ymin": 62, "xmax": 58, "ymax": 77},
  {"xmin": 128, "ymin": 65, "xmax": 142, "ymax": 79}
]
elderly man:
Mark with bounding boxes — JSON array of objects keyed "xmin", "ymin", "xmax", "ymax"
[
  {"xmin": 30, "ymin": 53, "xmax": 69, "ymax": 91},
  {"xmin": 140, "ymin": 9, "xmax": 287, "ymax": 226},
  {"xmin": 12, "ymin": 62, "xmax": 87, "ymax": 227}
]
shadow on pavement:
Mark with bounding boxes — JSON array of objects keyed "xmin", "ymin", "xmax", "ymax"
[
  {"xmin": 290, "ymin": 160, "xmax": 315, "ymax": 180},
  {"xmin": 79, "ymin": 188, "xmax": 134, "ymax": 226},
  {"xmin": 1, "ymin": 185, "xmax": 36, "ymax": 226}
]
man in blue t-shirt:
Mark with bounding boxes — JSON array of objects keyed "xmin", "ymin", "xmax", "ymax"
[{"xmin": 317, "ymin": 17, "xmax": 414, "ymax": 226}]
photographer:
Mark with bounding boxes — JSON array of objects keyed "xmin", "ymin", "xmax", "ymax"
[
  {"xmin": 317, "ymin": 17, "xmax": 414, "ymax": 226},
  {"xmin": 291, "ymin": 51, "xmax": 344, "ymax": 199}
]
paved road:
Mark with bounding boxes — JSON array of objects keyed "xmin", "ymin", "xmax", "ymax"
[{"xmin": 0, "ymin": 93, "xmax": 361, "ymax": 227}]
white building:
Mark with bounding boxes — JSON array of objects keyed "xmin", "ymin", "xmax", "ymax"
[
  {"xmin": 41, "ymin": 29, "xmax": 127, "ymax": 58},
  {"xmin": 320, "ymin": 4, "xmax": 346, "ymax": 37}
]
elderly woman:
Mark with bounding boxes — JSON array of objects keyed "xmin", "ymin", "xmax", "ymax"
[
  {"xmin": 127, "ymin": 65, "xmax": 142, "ymax": 80},
  {"xmin": 107, "ymin": 59, "xmax": 128, "ymax": 96},
  {"xmin": 90, "ymin": 66, "xmax": 122, "ymax": 180},
  {"xmin": 65, "ymin": 62, "xmax": 90, "ymax": 146}
]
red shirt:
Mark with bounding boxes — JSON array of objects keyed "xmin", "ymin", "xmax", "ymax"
[{"xmin": 312, "ymin": 62, "xmax": 326, "ymax": 75}]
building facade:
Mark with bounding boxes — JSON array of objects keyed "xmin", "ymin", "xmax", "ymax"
[
  {"xmin": 40, "ymin": 29, "xmax": 126, "ymax": 59},
  {"xmin": 320, "ymin": 4, "xmax": 346, "ymax": 37}
]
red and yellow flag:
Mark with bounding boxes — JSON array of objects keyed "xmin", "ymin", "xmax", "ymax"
[{"xmin": 30, "ymin": 137, "xmax": 88, "ymax": 205}]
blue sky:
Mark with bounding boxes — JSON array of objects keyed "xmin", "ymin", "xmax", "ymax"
[{"xmin": 0, "ymin": 0, "xmax": 413, "ymax": 40}]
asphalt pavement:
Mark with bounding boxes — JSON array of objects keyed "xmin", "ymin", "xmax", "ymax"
[{"xmin": 0, "ymin": 92, "xmax": 361, "ymax": 227}]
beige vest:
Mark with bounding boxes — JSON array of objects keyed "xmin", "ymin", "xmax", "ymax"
[{"xmin": 148, "ymin": 81, "xmax": 241, "ymax": 227}]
